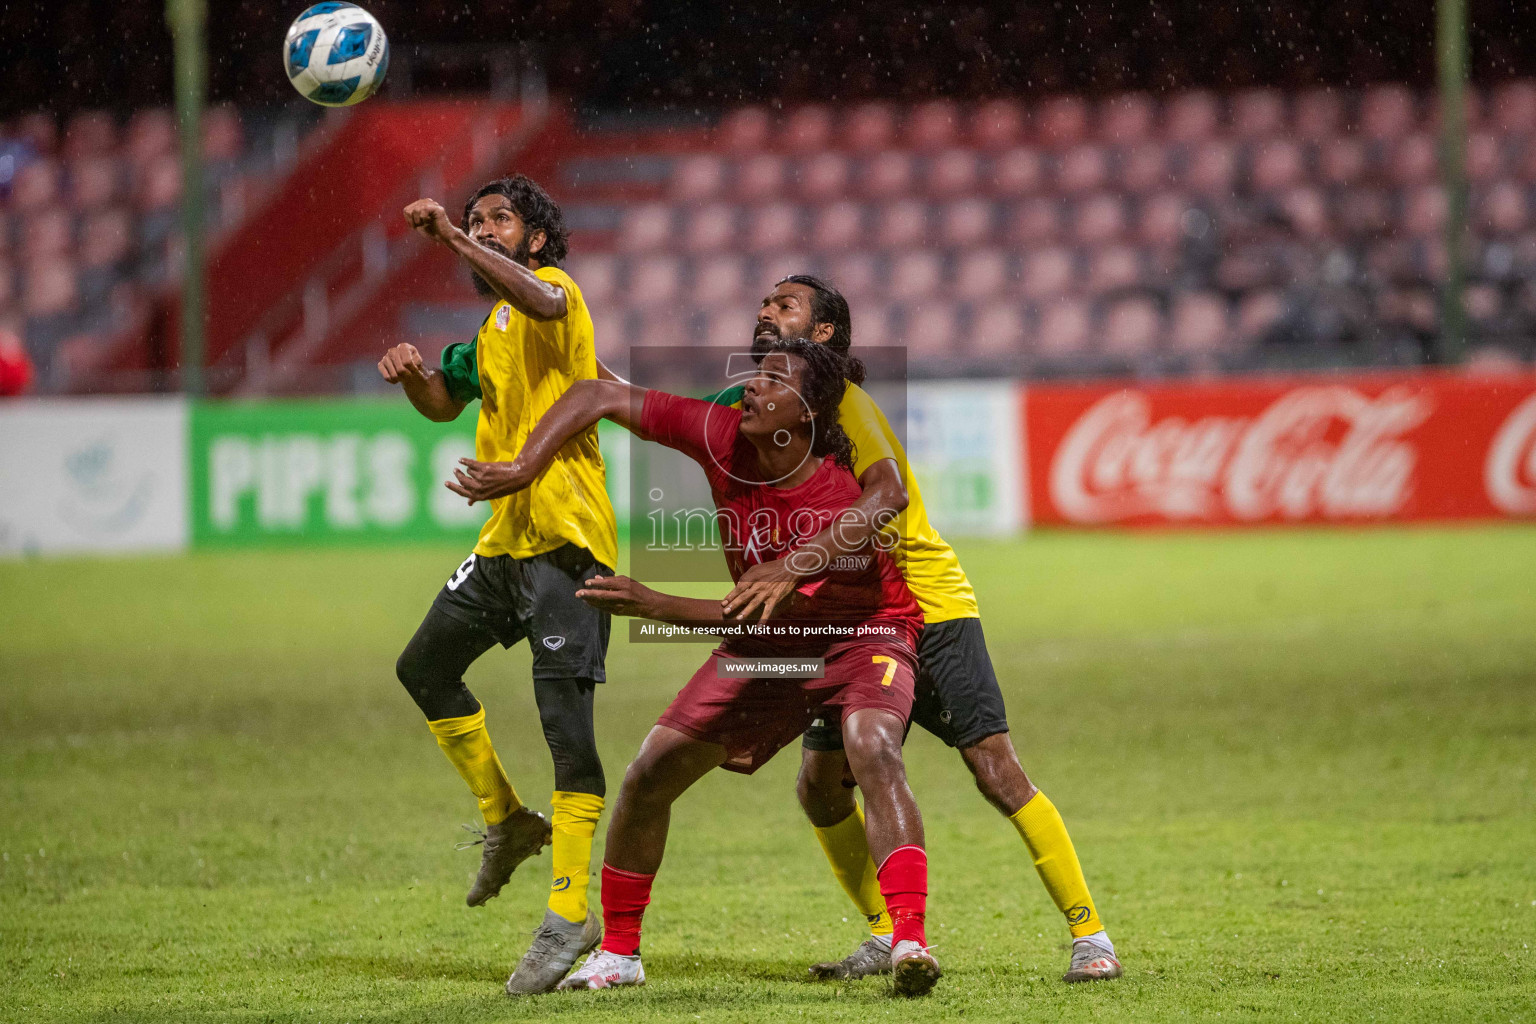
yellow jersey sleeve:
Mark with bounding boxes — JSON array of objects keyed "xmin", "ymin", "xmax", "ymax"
[{"xmin": 839, "ymin": 385, "xmax": 900, "ymax": 478}]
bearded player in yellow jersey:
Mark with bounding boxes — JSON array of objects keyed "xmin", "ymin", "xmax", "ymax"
[
  {"xmin": 377, "ymin": 175, "xmax": 618, "ymax": 996},
  {"xmin": 707, "ymin": 276, "xmax": 1123, "ymax": 985}
]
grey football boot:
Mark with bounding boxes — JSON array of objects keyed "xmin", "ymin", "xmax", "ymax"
[
  {"xmin": 457, "ymin": 807, "xmax": 553, "ymax": 907},
  {"xmin": 808, "ymin": 935, "xmax": 894, "ymax": 980},
  {"xmin": 1062, "ymin": 939, "xmax": 1123, "ymax": 982},
  {"xmin": 506, "ymin": 908, "xmax": 604, "ymax": 995}
]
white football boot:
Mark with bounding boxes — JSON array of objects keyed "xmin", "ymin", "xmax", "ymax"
[
  {"xmin": 556, "ymin": 948, "xmax": 646, "ymax": 990},
  {"xmin": 891, "ymin": 939, "xmax": 941, "ymax": 997}
]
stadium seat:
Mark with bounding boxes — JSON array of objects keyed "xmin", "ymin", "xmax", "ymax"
[
  {"xmin": 0, "ymin": 260, "xmax": 13, "ymax": 311},
  {"xmin": 969, "ymin": 300, "xmax": 1027, "ymax": 357},
  {"xmin": 125, "ymin": 109, "xmax": 176, "ymax": 168},
  {"xmin": 637, "ymin": 306, "xmax": 694, "ymax": 348},
  {"xmin": 904, "ymin": 301, "xmax": 958, "ymax": 358},
  {"xmin": 717, "ymin": 106, "xmax": 772, "ymax": 153},
  {"xmin": 1339, "ymin": 187, "xmax": 1393, "ymax": 238},
  {"xmin": 1491, "ymin": 81, "xmax": 1536, "ymax": 133},
  {"xmin": 1250, "ymin": 139, "xmax": 1305, "ymax": 193},
  {"xmin": 1084, "ymin": 245, "xmax": 1143, "ymax": 295},
  {"xmin": 1019, "ymin": 247, "xmax": 1076, "ymax": 300},
  {"xmin": 701, "ymin": 305, "xmax": 749, "ymax": 348},
  {"xmin": 1167, "ymin": 291, "xmax": 1231, "ymax": 353},
  {"xmin": 21, "ymin": 210, "xmax": 71, "ymax": 259},
  {"xmin": 1402, "ymin": 185, "xmax": 1448, "ymax": 238},
  {"xmin": 798, "ymin": 153, "xmax": 850, "ymax": 201},
  {"xmin": 874, "ymin": 200, "xmax": 928, "ymax": 248},
  {"xmin": 1004, "ymin": 197, "xmax": 1063, "ymax": 245},
  {"xmin": 1293, "ymin": 88, "xmax": 1344, "ymax": 139},
  {"xmin": 854, "ymin": 301, "xmax": 895, "ymax": 348},
  {"xmin": 1032, "ymin": 297, "xmax": 1092, "ymax": 356},
  {"xmin": 747, "ymin": 202, "xmax": 802, "ymax": 252},
  {"xmin": 889, "ymin": 251, "xmax": 944, "ymax": 300},
  {"xmin": 1279, "ymin": 186, "xmax": 1330, "ymax": 240},
  {"xmin": 682, "ymin": 204, "xmax": 738, "ymax": 253},
  {"xmin": 62, "ymin": 111, "xmax": 116, "ymax": 162},
  {"xmin": 953, "ymin": 249, "xmax": 1011, "ymax": 301},
  {"xmin": 908, "ymin": 100, "xmax": 961, "ymax": 151},
  {"xmin": 136, "ymin": 155, "xmax": 182, "ymax": 211},
  {"xmin": 1057, "ymin": 144, "xmax": 1109, "ymax": 194},
  {"xmin": 1102, "ymin": 295, "xmax": 1162, "ymax": 355},
  {"xmin": 591, "ymin": 308, "xmax": 629, "ymax": 364},
  {"xmin": 1466, "ymin": 132, "xmax": 1502, "ymax": 182},
  {"xmin": 1388, "ymin": 134, "xmax": 1438, "ymax": 186},
  {"xmin": 1072, "ymin": 194, "xmax": 1127, "ymax": 246},
  {"xmin": 810, "ymin": 201, "xmax": 865, "ymax": 252},
  {"xmin": 68, "ymin": 157, "xmax": 121, "ymax": 208},
  {"xmin": 1361, "ymin": 84, "xmax": 1418, "ymax": 140},
  {"xmin": 670, "ymin": 154, "xmax": 726, "ymax": 201},
  {"xmin": 862, "ymin": 151, "xmax": 916, "ymax": 199},
  {"xmin": 694, "ymin": 254, "xmax": 748, "ymax": 307},
  {"xmin": 938, "ymin": 198, "xmax": 996, "ymax": 248},
  {"xmin": 202, "ymin": 105, "xmax": 244, "ymax": 163},
  {"xmin": 781, "ymin": 105, "xmax": 834, "ymax": 151},
  {"xmin": 845, "ymin": 102, "xmax": 897, "ymax": 152},
  {"xmin": 969, "ymin": 98, "xmax": 1025, "ymax": 149},
  {"xmin": 21, "ymin": 256, "xmax": 77, "ymax": 318},
  {"xmin": 10, "ymin": 160, "xmax": 60, "ymax": 212},
  {"xmin": 735, "ymin": 154, "xmax": 787, "ymax": 201},
  {"xmin": 1136, "ymin": 192, "xmax": 1187, "ymax": 248},
  {"xmin": 1477, "ymin": 181, "xmax": 1528, "ymax": 236},
  {"xmin": 1234, "ymin": 289, "xmax": 1284, "ymax": 342},
  {"xmin": 989, "ymin": 146, "xmax": 1046, "ymax": 196},
  {"xmin": 1117, "ymin": 141, "xmax": 1171, "ymax": 193},
  {"xmin": 824, "ymin": 252, "xmax": 879, "ymax": 302},
  {"xmin": 626, "ymin": 256, "xmax": 682, "ymax": 307},
  {"xmin": 616, "ymin": 204, "xmax": 672, "ymax": 251},
  {"xmin": 757, "ymin": 252, "xmax": 814, "ymax": 289},
  {"xmin": 15, "ymin": 112, "xmax": 58, "ymax": 155},
  {"xmin": 1317, "ymin": 136, "xmax": 1369, "ymax": 188},
  {"xmin": 1230, "ymin": 89, "xmax": 1287, "ymax": 139},
  {"xmin": 1097, "ymin": 93, "xmax": 1155, "ymax": 145},
  {"xmin": 1183, "ymin": 141, "xmax": 1237, "ymax": 196},
  {"xmin": 1034, "ymin": 95, "xmax": 1089, "ymax": 149},
  {"xmin": 924, "ymin": 148, "xmax": 980, "ymax": 197},
  {"xmin": 1164, "ymin": 90, "xmax": 1221, "ymax": 142},
  {"xmin": 568, "ymin": 253, "xmax": 619, "ymax": 305}
]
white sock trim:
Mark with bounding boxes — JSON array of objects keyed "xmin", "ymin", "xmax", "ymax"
[{"xmin": 1075, "ymin": 930, "xmax": 1115, "ymax": 957}]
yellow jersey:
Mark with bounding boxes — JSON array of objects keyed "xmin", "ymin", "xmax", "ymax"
[
  {"xmin": 705, "ymin": 380, "xmax": 978, "ymax": 623},
  {"xmin": 439, "ymin": 266, "xmax": 617, "ymax": 569}
]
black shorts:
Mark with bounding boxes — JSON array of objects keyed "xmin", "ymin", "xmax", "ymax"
[
  {"xmin": 803, "ymin": 616, "xmax": 1009, "ymax": 752},
  {"xmin": 430, "ymin": 544, "xmax": 613, "ymax": 681}
]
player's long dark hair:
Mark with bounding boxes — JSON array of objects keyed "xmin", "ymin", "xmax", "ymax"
[
  {"xmin": 462, "ymin": 174, "xmax": 570, "ymax": 266},
  {"xmin": 767, "ymin": 337, "xmax": 857, "ymax": 474},
  {"xmin": 776, "ymin": 274, "xmax": 867, "ymax": 387}
]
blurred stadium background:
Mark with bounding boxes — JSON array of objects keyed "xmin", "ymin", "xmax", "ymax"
[{"xmin": 2, "ymin": 3, "xmax": 1535, "ymax": 1021}]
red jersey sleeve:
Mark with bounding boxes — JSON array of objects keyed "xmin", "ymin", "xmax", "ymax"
[{"xmin": 640, "ymin": 390, "xmax": 741, "ymax": 470}]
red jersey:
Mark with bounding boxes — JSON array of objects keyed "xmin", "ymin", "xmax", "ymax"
[{"xmin": 639, "ymin": 390, "xmax": 923, "ymax": 652}]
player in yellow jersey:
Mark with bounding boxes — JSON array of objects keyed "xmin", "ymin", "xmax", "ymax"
[
  {"xmin": 707, "ymin": 276, "xmax": 1123, "ymax": 985},
  {"xmin": 377, "ymin": 175, "xmax": 616, "ymax": 996}
]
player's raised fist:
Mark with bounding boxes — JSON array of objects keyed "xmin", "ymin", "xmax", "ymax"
[
  {"xmin": 403, "ymin": 198, "xmax": 456, "ymax": 243},
  {"xmin": 378, "ymin": 342, "xmax": 426, "ymax": 384}
]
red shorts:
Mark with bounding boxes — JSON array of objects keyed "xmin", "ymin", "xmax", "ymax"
[{"xmin": 656, "ymin": 639, "xmax": 918, "ymax": 774}]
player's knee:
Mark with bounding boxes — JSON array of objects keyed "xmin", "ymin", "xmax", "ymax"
[
  {"xmin": 618, "ymin": 755, "xmax": 671, "ymax": 812},
  {"xmin": 843, "ymin": 728, "xmax": 905, "ymax": 783},
  {"xmin": 795, "ymin": 760, "xmax": 853, "ymax": 822},
  {"xmin": 962, "ymin": 735, "xmax": 1036, "ymax": 811},
  {"xmin": 550, "ymin": 743, "xmax": 606, "ymax": 798}
]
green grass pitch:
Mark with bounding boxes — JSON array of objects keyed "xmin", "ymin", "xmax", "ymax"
[{"xmin": 2, "ymin": 526, "xmax": 1534, "ymax": 1022}]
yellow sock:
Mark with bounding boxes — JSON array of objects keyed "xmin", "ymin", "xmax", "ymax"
[
  {"xmin": 548, "ymin": 790, "xmax": 604, "ymax": 923},
  {"xmin": 1011, "ymin": 791, "xmax": 1104, "ymax": 937},
  {"xmin": 427, "ymin": 708, "xmax": 520, "ymax": 826},
  {"xmin": 813, "ymin": 805, "xmax": 893, "ymax": 936}
]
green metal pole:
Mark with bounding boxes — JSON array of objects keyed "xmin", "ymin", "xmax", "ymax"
[
  {"xmin": 1436, "ymin": 0, "xmax": 1469, "ymax": 365},
  {"xmin": 167, "ymin": 0, "xmax": 207, "ymax": 394}
]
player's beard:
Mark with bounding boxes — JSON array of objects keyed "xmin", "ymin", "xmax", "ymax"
[
  {"xmin": 751, "ymin": 321, "xmax": 807, "ymax": 357},
  {"xmin": 470, "ymin": 236, "xmax": 533, "ymax": 298}
]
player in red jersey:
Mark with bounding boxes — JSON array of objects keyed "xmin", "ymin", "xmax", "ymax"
[{"xmin": 444, "ymin": 339, "xmax": 941, "ymax": 997}]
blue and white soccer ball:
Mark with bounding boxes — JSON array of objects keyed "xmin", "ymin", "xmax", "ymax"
[{"xmin": 283, "ymin": 3, "xmax": 389, "ymax": 107}]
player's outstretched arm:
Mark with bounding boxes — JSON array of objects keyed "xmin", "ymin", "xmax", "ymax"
[
  {"xmin": 378, "ymin": 342, "xmax": 467, "ymax": 423},
  {"xmin": 445, "ymin": 378, "xmax": 646, "ymax": 504},
  {"xmin": 403, "ymin": 198, "xmax": 567, "ymax": 321},
  {"xmin": 578, "ymin": 575, "xmax": 789, "ymax": 630}
]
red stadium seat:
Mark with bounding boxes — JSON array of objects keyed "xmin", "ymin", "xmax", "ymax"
[
  {"xmin": 1032, "ymin": 297, "xmax": 1091, "ymax": 356},
  {"xmin": 1250, "ymin": 139, "xmax": 1304, "ymax": 193},
  {"xmin": 203, "ymin": 105, "xmax": 244, "ymax": 163},
  {"xmin": 970, "ymin": 300, "xmax": 1027, "ymax": 357},
  {"xmin": 1183, "ymin": 141, "xmax": 1236, "ymax": 196},
  {"xmin": 798, "ymin": 153, "xmax": 850, "ymax": 201},
  {"xmin": 1056, "ymin": 144, "xmax": 1109, "ymax": 194},
  {"xmin": 1317, "ymin": 136, "xmax": 1368, "ymax": 188},
  {"xmin": 1279, "ymin": 186, "xmax": 1330, "ymax": 240},
  {"xmin": 908, "ymin": 100, "xmax": 961, "ymax": 151},
  {"xmin": 125, "ymin": 109, "xmax": 176, "ymax": 168},
  {"xmin": 925, "ymin": 148, "xmax": 980, "ymax": 197},
  {"xmin": 67, "ymin": 157, "xmax": 121, "ymax": 208},
  {"xmin": 1034, "ymin": 95, "xmax": 1090, "ymax": 149},
  {"xmin": 953, "ymin": 249, "xmax": 1010, "ymax": 302},
  {"xmin": 1402, "ymin": 185, "xmax": 1447, "ymax": 238},
  {"xmin": 810, "ymin": 201, "xmax": 865, "ymax": 252},
  {"xmin": 904, "ymin": 302, "xmax": 958, "ymax": 358},
  {"xmin": 1071, "ymin": 194, "xmax": 1127, "ymax": 246},
  {"xmin": 637, "ymin": 307, "xmax": 693, "ymax": 348},
  {"xmin": 1361, "ymin": 84, "xmax": 1418, "ymax": 140},
  {"xmin": 1491, "ymin": 81, "xmax": 1536, "ymax": 133},
  {"xmin": 845, "ymin": 102, "xmax": 897, "ymax": 153},
  {"xmin": 735, "ymin": 154, "xmax": 787, "ymax": 201},
  {"xmin": 590, "ymin": 308, "xmax": 628, "ymax": 364},
  {"xmin": 1117, "ymin": 141, "xmax": 1171, "ymax": 193},
  {"xmin": 1230, "ymin": 89, "xmax": 1287, "ymax": 139},
  {"xmin": 1004, "ymin": 197, "xmax": 1063, "ymax": 246},
  {"xmin": 682, "ymin": 204, "xmax": 739, "ymax": 253},
  {"xmin": 1466, "ymin": 132, "xmax": 1502, "ymax": 182},
  {"xmin": 136, "ymin": 154, "xmax": 182, "ymax": 211},
  {"xmin": 62, "ymin": 110, "xmax": 116, "ymax": 162},
  {"xmin": 1084, "ymin": 245, "xmax": 1143, "ymax": 295},
  {"xmin": 889, "ymin": 251, "xmax": 943, "ymax": 300},
  {"xmin": 747, "ymin": 202, "xmax": 803, "ymax": 252},
  {"xmin": 616, "ymin": 204, "xmax": 672, "ymax": 251},
  {"xmin": 824, "ymin": 253, "xmax": 879, "ymax": 303},
  {"xmin": 874, "ymin": 200, "xmax": 929, "ymax": 248},
  {"xmin": 781, "ymin": 105, "xmax": 834, "ymax": 151},
  {"xmin": 21, "ymin": 256, "xmax": 78, "ymax": 318},
  {"xmin": 10, "ymin": 159, "xmax": 61, "ymax": 213},
  {"xmin": 1164, "ymin": 90, "xmax": 1221, "ymax": 142},
  {"xmin": 626, "ymin": 256, "xmax": 682, "ymax": 307},
  {"xmin": 22, "ymin": 210, "xmax": 71, "ymax": 259},
  {"xmin": 1019, "ymin": 247, "xmax": 1076, "ymax": 301},
  {"xmin": 1136, "ymin": 192, "xmax": 1187, "ymax": 248},
  {"xmin": 988, "ymin": 146, "xmax": 1046, "ymax": 196},
  {"xmin": 758, "ymin": 253, "xmax": 815, "ymax": 292},
  {"xmin": 854, "ymin": 301, "xmax": 895, "ymax": 347},
  {"xmin": 862, "ymin": 151, "xmax": 916, "ymax": 199},
  {"xmin": 1339, "ymin": 187, "xmax": 1392, "ymax": 238},
  {"xmin": 1477, "ymin": 181, "xmax": 1528, "ymax": 236},
  {"xmin": 938, "ymin": 198, "xmax": 995, "ymax": 248},
  {"xmin": 717, "ymin": 106, "xmax": 772, "ymax": 153},
  {"xmin": 1388, "ymin": 134, "xmax": 1438, "ymax": 187},
  {"xmin": 16, "ymin": 112, "xmax": 58, "ymax": 155},
  {"xmin": 701, "ymin": 305, "xmax": 750, "ymax": 348},
  {"xmin": 970, "ymin": 98, "xmax": 1025, "ymax": 150},
  {"xmin": 1293, "ymin": 88, "xmax": 1344, "ymax": 140},
  {"xmin": 694, "ymin": 255, "xmax": 749, "ymax": 307},
  {"xmin": 1167, "ymin": 292, "xmax": 1231, "ymax": 353},
  {"xmin": 1234, "ymin": 289, "xmax": 1284, "ymax": 341},
  {"xmin": 1102, "ymin": 295, "xmax": 1162, "ymax": 356},
  {"xmin": 1097, "ymin": 93, "xmax": 1155, "ymax": 145},
  {"xmin": 568, "ymin": 253, "xmax": 619, "ymax": 305},
  {"xmin": 670, "ymin": 154, "xmax": 727, "ymax": 201}
]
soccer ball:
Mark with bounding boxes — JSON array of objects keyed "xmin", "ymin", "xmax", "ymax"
[{"xmin": 283, "ymin": 3, "xmax": 389, "ymax": 108}]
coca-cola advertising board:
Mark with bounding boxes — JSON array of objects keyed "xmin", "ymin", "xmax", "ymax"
[{"xmin": 1024, "ymin": 372, "xmax": 1536, "ymax": 527}]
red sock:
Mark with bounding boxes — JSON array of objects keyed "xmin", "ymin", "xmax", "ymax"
[
  {"xmin": 877, "ymin": 845, "xmax": 928, "ymax": 947},
  {"xmin": 600, "ymin": 863, "xmax": 654, "ymax": 956}
]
